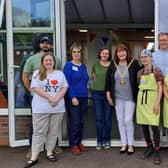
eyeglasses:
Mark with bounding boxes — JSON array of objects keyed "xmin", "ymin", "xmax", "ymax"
[{"xmin": 72, "ymin": 50, "xmax": 80, "ymax": 53}]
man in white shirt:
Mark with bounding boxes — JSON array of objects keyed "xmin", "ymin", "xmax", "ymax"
[{"xmin": 152, "ymin": 32, "xmax": 168, "ymax": 76}]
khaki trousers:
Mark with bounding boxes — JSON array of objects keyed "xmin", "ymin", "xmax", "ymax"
[{"xmin": 32, "ymin": 113, "xmax": 64, "ymax": 153}]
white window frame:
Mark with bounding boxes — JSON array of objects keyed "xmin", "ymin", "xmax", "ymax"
[{"xmin": 154, "ymin": 0, "xmax": 159, "ymax": 50}]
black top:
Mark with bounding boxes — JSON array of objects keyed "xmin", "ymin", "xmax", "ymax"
[{"xmin": 105, "ymin": 59, "xmax": 141, "ymax": 104}]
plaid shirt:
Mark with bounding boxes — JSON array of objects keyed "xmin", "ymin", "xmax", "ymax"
[{"xmin": 137, "ymin": 66, "xmax": 163, "ymax": 84}]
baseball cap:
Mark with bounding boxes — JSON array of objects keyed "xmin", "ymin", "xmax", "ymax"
[
  {"xmin": 39, "ymin": 36, "xmax": 52, "ymax": 44},
  {"xmin": 140, "ymin": 49, "xmax": 152, "ymax": 57}
]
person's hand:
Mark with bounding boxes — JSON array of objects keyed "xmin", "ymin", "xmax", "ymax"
[
  {"xmin": 72, "ymin": 98, "xmax": 79, "ymax": 106},
  {"xmin": 49, "ymin": 97, "xmax": 59, "ymax": 107},
  {"xmin": 50, "ymin": 102, "xmax": 56, "ymax": 107},
  {"xmin": 107, "ymin": 97, "xmax": 114, "ymax": 106},
  {"xmin": 153, "ymin": 104, "xmax": 159, "ymax": 115}
]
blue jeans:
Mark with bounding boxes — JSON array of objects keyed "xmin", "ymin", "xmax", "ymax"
[
  {"xmin": 66, "ymin": 97, "xmax": 88, "ymax": 147},
  {"xmin": 92, "ymin": 91, "xmax": 112, "ymax": 145}
]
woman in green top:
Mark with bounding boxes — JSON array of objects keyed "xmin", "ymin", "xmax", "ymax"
[{"xmin": 91, "ymin": 47, "xmax": 112, "ymax": 150}]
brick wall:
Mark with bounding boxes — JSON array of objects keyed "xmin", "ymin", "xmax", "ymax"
[
  {"xmin": 0, "ymin": 116, "xmax": 31, "ymax": 146},
  {"xmin": 0, "ymin": 116, "xmax": 9, "ymax": 145}
]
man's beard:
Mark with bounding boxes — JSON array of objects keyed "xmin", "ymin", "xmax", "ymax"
[{"xmin": 41, "ymin": 47, "xmax": 50, "ymax": 52}]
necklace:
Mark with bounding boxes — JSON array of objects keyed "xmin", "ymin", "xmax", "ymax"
[
  {"xmin": 114, "ymin": 59, "xmax": 134, "ymax": 87},
  {"xmin": 100, "ymin": 61, "xmax": 110, "ymax": 67}
]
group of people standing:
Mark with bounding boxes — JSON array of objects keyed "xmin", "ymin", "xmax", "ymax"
[{"xmin": 23, "ymin": 32, "xmax": 168, "ymax": 167}]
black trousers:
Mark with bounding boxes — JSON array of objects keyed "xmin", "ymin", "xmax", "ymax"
[{"xmin": 142, "ymin": 125, "xmax": 160, "ymax": 147}]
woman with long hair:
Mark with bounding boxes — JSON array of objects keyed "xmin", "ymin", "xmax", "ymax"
[
  {"xmin": 105, "ymin": 44, "xmax": 140, "ymax": 154},
  {"xmin": 24, "ymin": 52, "xmax": 68, "ymax": 168}
]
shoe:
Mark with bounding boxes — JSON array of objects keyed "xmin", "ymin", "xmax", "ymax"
[
  {"xmin": 78, "ymin": 144, "xmax": 87, "ymax": 152},
  {"xmin": 104, "ymin": 142, "xmax": 111, "ymax": 149},
  {"xmin": 24, "ymin": 159, "xmax": 38, "ymax": 168},
  {"xmin": 70, "ymin": 146, "xmax": 81, "ymax": 155},
  {"xmin": 96, "ymin": 145, "xmax": 102, "ymax": 150},
  {"xmin": 120, "ymin": 146, "xmax": 127, "ymax": 154},
  {"xmin": 141, "ymin": 144, "xmax": 153, "ymax": 159},
  {"xmin": 127, "ymin": 146, "xmax": 135, "ymax": 155},
  {"xmin": 96, "ymin": 143, "xmax": 102, "ymax": 150},
  {"xmin": 96, "ymin": 146, "xmax": 102, "ymax": 150},
  {"xmin": 46, "ymin": 154, "xmax": 57, "ymax": 162},
  {"xmin": 153, "ymin": 150, "xmax": 161, "ymax": 165}
]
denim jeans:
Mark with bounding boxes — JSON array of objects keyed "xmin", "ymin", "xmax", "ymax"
[
  {"xmin": 92, "ymin": 91, "xmax": 112, "ymax": 146},
  {"xmin": 66, "ymin": 96, "xmax": 88, "ymax": 147}
]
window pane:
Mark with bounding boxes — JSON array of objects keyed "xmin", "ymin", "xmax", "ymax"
[
  {"xmin": 0, "ymin": 0, "xmax": 5, "ymax": 29},
  {"xmin": 0, "ymin": 33, "xmax": 8, "ymax": 108},
  {"xmin": 159, "ymin": 0, "xmax": 168, "ymax": 32},
  {"xmin": 13, "ymin": 33, "xmax": 53, "ymax": 108},
  {"xmin": 12, "ymin": 0, "xmax": 52, "ymax": 27}
]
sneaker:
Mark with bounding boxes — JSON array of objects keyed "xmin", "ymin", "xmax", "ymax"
[
  {"xmin": 78, "ymin": 144, "xmax": 87, "ymax": 152},
  {"xmin": 70, "ymin": 146, "xmax": 81, "ymax": 155},
  {"xmin": 141, "ymin": 145, "xmax": 153, "ymax": 159},
  {"xmin": 104, "ymin": 142, "xmax": 111, "ymax": 149},
  {"xmin": 96, "ymin": 143, "xmax": 102, "ymax": 150},
  {"xmin": 153, "ymin": 150, "xmax": 161, "ymax": 165},
  {"xmin": 96, "ymin": 146, "xmax": 102, "ymax": 150}
]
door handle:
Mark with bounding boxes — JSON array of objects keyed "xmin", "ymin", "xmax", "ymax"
[{"xmin": 10, "ymin": 65, "xmax": 20, "ymax": 68}]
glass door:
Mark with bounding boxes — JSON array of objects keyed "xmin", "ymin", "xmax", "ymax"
[
  {"xmin": 13, "ymin": 33, "xmax": 37, "ymax": 144},
  {"xmin": 0, "ymin": 34, "xmax": 8, "ymax": 110},
  {"xmin": 7, "ymin": 0, "xmax": 66, "ymax": 147}
]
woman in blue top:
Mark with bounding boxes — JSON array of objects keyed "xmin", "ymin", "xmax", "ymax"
[{"xmin": 63, "ymin": 42, "xmax": 89, "ymax": 155}]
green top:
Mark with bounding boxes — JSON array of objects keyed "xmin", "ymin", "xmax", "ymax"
[
  {"xmin": 23, "ymin": 53, "xmax": 42, "ymax": 73},
  {"xmin": 91, "ymin": 62, "xmax": 109, "ymax": 91}
]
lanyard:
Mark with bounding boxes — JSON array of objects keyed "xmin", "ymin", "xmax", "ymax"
[{"xmin": 114, "ymin": 59, "xmax": 134, "ymax": 87}]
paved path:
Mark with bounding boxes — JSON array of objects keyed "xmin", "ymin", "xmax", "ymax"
[{"xmin": 1, "ymin": 147, "xmax": 168, "ymax": 168}]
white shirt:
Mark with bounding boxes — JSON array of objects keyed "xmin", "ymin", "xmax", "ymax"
[
  {"xmin": 152, "ymin": 49, "xmax": 168, "ymax": 76},
  {"xmin": 31, "ymin": 70, "xmax": 68, "ymax": 113}
]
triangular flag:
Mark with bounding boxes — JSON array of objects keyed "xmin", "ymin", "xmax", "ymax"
[{"xmin": 89, "ymin": 33, "xmax": 96, "ymax": 42}]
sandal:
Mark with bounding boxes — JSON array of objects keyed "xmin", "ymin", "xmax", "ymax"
[
  {"xmin": 46, "ymin": 154, "xmax": 57, "ymax": 162},
  {"xmin": 24, "ymin": 159, "xmax": 38, "ymax": 168}
]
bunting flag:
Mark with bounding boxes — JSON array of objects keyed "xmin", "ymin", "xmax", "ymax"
[
  {"xmin": 94, "ymin": 39, "xmax": 104, "ymax": 52},
  {"xmin": 101, "ymin": 36, "xmax": 109, "ymax": 45},
  {"xmin": 89, "ymin": 33, "xmax": 96, "ymax": 42}
]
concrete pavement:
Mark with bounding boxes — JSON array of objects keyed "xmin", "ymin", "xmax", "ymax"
[{"xmin": 1, "ymin": 146, "xmax": 168, "ymax": 168}]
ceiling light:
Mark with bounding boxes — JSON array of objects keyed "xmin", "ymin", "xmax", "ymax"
[
  {"xmin": 144, "ymin": 36, "xmax": 154, "ymax": 39},
  {"xmin": 78, "ymin": 29, "xmax": 88, "ymax": 33}
]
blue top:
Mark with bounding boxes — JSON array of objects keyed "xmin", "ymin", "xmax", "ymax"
[
  {"xmin": 152, "ymin": 49, "xmax": 168, "ymax": 76},
  {"xmin": 63, "ymin": 61, "xmax": 89, "ymax": 98}
]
